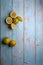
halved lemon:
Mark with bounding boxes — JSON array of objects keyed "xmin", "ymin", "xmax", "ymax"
[
  {"xmin": 10, "ymin": 11, "xmax": 16, "ymax": 18},
  {"xmin": 10, "ymin": 23, "xmax": 16, "ymax": 30},
  {"xmin": 16, "ymin": 16, "xmax": 22, "ymax": 21},
  {"xmin": 6, "ymin": 17, "xmax": 13, "ymax": 24}
]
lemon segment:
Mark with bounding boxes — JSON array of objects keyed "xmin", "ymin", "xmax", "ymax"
[
  {"xmin": 16, "ymin": 16, "xmax": 22, "ymax": 21},
  {"xmin": 9, "ymin": 40, "xmax": 16, "ymax": 47},
  {"xmin": 10, "ymin": 23, "xmax": 16, "ymax": 30},
  {"xmin": 3, "ymin": 37, "xmax": 10, "ymax": 45},
  {"xmin": 10, "ymin": 12, "xmax": 16, "ymax": 18},
  {"xmin": 6, "ymin": 17, "xmax": 13, "ymax": 24}
]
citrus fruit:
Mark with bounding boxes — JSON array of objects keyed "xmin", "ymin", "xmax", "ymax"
[
  {"xmin": 9, "ymin": 40, "xmax": 16, "ymax": 47},
  {"xmin": 10, "ymin": 23, "xmax": 16, "ymax": 30},
  {"xmin": 6, "ymin": 17, "xmax": 13, "ymax": 24},
  {"xmin": 3, "ymin": 37, "xmax": 10, "ymax": 45},
  {"xmin": 16, "ymin": 16, "xmax": 22, "ymax": 21},
  {"xmin": 10, "ymin": 11, "xmax": 16, "ymax": 18},
  {"xmin": 13, "ymin": 18, "xmax": 19, "ymax": 25}
]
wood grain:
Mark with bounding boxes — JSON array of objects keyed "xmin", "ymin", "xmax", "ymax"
[{"xmin": 0, "ymin": 0, "xmax": 43, "ymax": 65}]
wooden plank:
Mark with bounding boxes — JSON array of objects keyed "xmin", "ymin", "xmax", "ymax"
[
  {"xmin": 0, "ymin": 0, "xmax": 43, "ymax": 65},
  {"xmin": 1, "ymin": 0, "xmax": 13, "ymax": 65},
  {"xmin": 0, "ymin": 0, "xmax": 1, "ymax": 62},
  {"xmin": 23, "ymin": 0, "xmax": 36, "ymax": 65},
  {"xmin": 12, "ymin": 0, "xmax": 24, "ymax": 65},
  {"xmin": 36, "ymin": 0, "xmax": 43, "ymax": 65}
]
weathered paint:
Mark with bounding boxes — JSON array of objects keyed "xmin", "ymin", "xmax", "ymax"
[{"xmin": 0, "ymin": 0, "xmax": 43, "ymax": 65}]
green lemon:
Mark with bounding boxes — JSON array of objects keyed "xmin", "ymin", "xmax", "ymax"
[
  {"xmin": 3, "ymin": 37, "xmax": 10, "ymax": 45},
  {"xmin": 13, "ymin": 18, "xmax": 19, "ymax": 25}
]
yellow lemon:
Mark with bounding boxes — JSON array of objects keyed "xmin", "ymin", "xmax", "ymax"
[
  {"xmin": 6, "ymin": 17, "xmax": 13, "ymax": 24},
  {"xmin": 13, "ymin": 18, "xmax": 19, "ymax": 25},
  {"xmin": 9, "ymin": 40, "xmax": 16, "ymax": 47},
  {"xmin": 10, "ymin": 23, "xmax": 16, "ymax": 30},
  {"xmin": 10, "ymin": 11, "xmax": 16, "ymax": 18},
  {"xmin": 3, "ymin": 37, "xmax": 10, "ymax": 45},
  {"xmin": 16, "ymin": 16, "xmax": 22, "ymax": 21}
]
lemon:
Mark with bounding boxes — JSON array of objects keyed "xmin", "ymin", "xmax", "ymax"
[
  {"xmin": 16, "ymin": 16, "xmax": 22, "ymax": 21},
  {"xmin": 6, "ymin": 17, "xmax": 13, "ymax": 24},
  {"xmin": 13, "ymin": 18, "xmax": 19, "ymax": 25},
  {"xmin": 3, "ymin": 37, "xmax": 10, "ymax": 45},
  {"xmin": 9, "ymin": 40, "xmax": 16, "ymax": 47},
  {"xmin": 10, "ymin": 23, "xmax": 16, "ymax": 30},
  {"xmin": 10, "ymin": 11, "xmax": 16, "ymax": 18}
]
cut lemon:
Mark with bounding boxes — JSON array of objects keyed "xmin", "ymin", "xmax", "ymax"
[
  {"xmin": 6, "ymin": 17, "xmax": 13, "ymax": 24},
  {"xmin": 10, "ymin": 11, "xmax": 16, "ymax": 18},
  {"xmin": 10, "ymin": 23, "xmax": 16, "ymax": 30}
]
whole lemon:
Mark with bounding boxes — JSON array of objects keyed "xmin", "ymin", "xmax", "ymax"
[
  {"xmin": 9, "ymin": 40, "xmax": 16, "ymax": 47},
  {"xmin": 3, "ymin": 37, "xmax": 10, "ymax": 45},
  {"xmin": 13, "ymin": 18, "xmax": 19, "ymax": 25},
  {"xmin": 16, "ymin": 16, "xmax": 22, "ymax": 21}
]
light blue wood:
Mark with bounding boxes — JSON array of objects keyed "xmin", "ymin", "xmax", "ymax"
[
  {"xmin": 36, "ymin": 0, "xmax": 43, "ymax": 65},
  {"xmin": 0, "ymin": 0, "xmax": 43, "ymax": 65},
  {"xmin": 12, "ymin": 0, "xmax": 24, "ymax": 65},
  {"xmin": 23, "ymin": 0, "xmax": 36, "ymax": 65},
  {"xmin": 1, "ymin": 0, "xmax": 13, "ymax": 65}
]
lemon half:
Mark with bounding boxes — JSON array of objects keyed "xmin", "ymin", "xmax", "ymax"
[
  {"xmin": 6, "ymin": 17, "xmax": 13, "ymax": 24},
  {"xmin": 10, "ymin": 12, "xmax": 16, "ymax": 18}
]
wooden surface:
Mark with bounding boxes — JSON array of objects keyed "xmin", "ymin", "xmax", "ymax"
[{"xmin": 0, "ymin": 0, "xmax": 43, "ymax": 65}]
